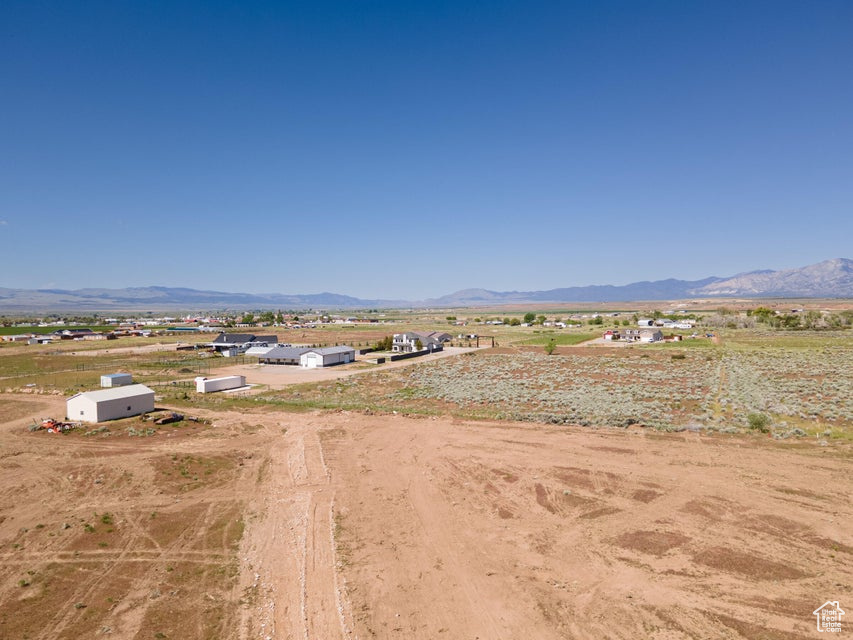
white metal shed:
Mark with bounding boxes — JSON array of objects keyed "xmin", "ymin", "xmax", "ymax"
[
  {"xmin": 195, "ymin": 375, "xmax": 246, "ymax": 393},
  {"xmin": 67, "ymin": 384, "xmax": 155, "ymax": 423},
  {"xmin": 300, "ymin": 346, "xmax": 355, "ymax": 368},
  {"xmin": 101, "ymin": 373, "xmax": 133, "ymax": 387}
]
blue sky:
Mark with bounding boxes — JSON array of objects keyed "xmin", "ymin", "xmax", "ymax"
[{"xmin": 1, "ymin": 1, "xmax": 851, "ymax": 300}]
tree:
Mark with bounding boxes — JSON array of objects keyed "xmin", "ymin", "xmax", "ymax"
[
  {"xmin": 509, "ymin": 318, "xmax": 521, "ymax": 326},
  {"xmin": 802, "ymin": 310, "xmax": 822, "ymax": 329},
  {"xmin": 415, "ymin": 338, "xmax": 423, "ymax": 351},
  {"xmin": 374, "ymin": 335, "xmax": 393, "ymax": 351},
  {"xmin": 544, "ymin": 338, "xmax": 557, "ymax": 355},
  {"xmin": 241, "ymin": 313, "xmax": 255, "ymax": 324},
  {"xmin": 535, "ymin": 315, "xmax": 546, "ymax": 325},
  {"xmin": 523, "ymin": 312, "xmax": 536, "ymax": 324}
]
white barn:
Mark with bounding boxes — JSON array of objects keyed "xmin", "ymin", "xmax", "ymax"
[
  {"xmin": 66, "ymin": 384, "xmax": 155, "ymax": 423},
  {"xmin": 300, "ymin": 346, "xmax": 355, "ymax": 368}
]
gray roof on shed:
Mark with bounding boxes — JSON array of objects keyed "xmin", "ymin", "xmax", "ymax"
[
  {"xmin": 304, "ymin": 346, "xmax": 356, "ymax": 355},
  {"xmin": 68, "ymin": 384, "xmax": 154, "ymax": 402},
  {"xmin": 212, "ymin": 333, "xmax": 255, "ymax": 344},
  {"xmin": 261, "ymin": 346, "xmax": 312, "ymax": 360}
]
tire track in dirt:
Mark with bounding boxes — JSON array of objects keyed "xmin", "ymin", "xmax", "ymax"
[
  {"xmin": 237, "ymin": 421, "xmax": 355, "ymax": 640},
  {"xmin": 98, "ymin": 471, "xmax": 250, "ymax": 638},
  {"xmin": 295, "ymin": 424, "xmax": 354, "ymax": 640},
  {"xmin": 33, "ymin": 525, "xmax": 144, "ymax": 640},
  {"xmin": 2, "ymin": 400, "xmax": 249, "ymax": 638},
  {"xmin": 237, "ymin": 427, "xmax": 307, "ymax": 639},
  {"xmin": 711, "ymin": 358, "xmax": 728, "ymax": 422},
  {"xmin": 406, "ymin": 469, "xmax": 506, "ymax": 638},
  {"xmin": 0, "ymin": 550, "xmax": 229, "ymax": 564}
]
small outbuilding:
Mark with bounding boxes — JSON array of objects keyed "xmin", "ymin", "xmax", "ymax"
[
  {"xmin": 195, "ymin": 375, "xmax": 246, "ymax": 393},
  {"xmin": 66, "ymin": 384, "xmax": 155, "ymax": 423},
  {"xmin": 101, "ymin": 373, "xmax": 133, "ymax": 387},
  {"xmin": 300, "ymin": 346, "xmax": 356, "ymax": 368}
]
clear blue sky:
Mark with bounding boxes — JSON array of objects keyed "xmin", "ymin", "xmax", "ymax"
[{"xmin": 1, "ymin": 1, "xmax": 851, "ymax": 299}]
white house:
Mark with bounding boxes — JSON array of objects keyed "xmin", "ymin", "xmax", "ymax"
[
  {"xmin": 66, "ymin": 384, "xmax": 155, "ymax": 423},
  {"xmin": 392, "ymin": 332, "xmax": 446, "ymax": 353},
  {"xmin": 623, "ymin": 329, "xmax": 663, "ymax": 343},
  {"xmin": 2, "ymin": 334, "xmax": 33, "ymax": 342},
  {"xmin": 300, "ymin": 346, "xmax": 356, "ymax": 368}
]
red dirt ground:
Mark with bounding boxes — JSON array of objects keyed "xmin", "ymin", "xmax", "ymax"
[{"xmin": 0, "ymin": 393, "xmax": 850, "ymax": 639}]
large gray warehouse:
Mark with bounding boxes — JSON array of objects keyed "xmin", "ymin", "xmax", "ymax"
[{"xmin": 259, "ymin": 345, "xmax": 356, "ymax": 368}]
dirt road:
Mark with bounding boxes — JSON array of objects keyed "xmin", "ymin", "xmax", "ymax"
[{"xmin": 214, "ymin": 346, "xmax": 479, "ymax": 390}]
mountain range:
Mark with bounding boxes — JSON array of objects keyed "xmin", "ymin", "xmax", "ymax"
[{"xmin": 1, "ymin": 258, "xmax": 850, "ymax": 311}]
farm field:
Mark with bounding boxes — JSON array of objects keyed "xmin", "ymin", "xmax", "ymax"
[{"xmin": 0, "ymin": 317, "xmax": 851, "ymax": 638}]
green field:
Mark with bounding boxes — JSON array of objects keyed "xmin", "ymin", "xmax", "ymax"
[{"xmin": 518, "ymin": 332, "xmax": 598, "ymax": 346}]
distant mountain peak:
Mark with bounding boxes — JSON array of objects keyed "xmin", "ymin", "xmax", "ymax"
[{"xmin": 0, "ymin": 258, "xmax": 850, "ymax": 311}]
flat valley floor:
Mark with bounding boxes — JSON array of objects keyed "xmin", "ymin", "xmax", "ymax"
[{"xmin": 0, "ymin": 392, "xmax": 850, "ymax": 639}]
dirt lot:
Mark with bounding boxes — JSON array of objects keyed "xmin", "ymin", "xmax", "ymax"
[
  {"xmin": 213, "ymin": 346, "xmax": 479, "ymax": 390},
  {"xmin": 0, "ymin": 393, "xmax": 850, "ymax": 639}
]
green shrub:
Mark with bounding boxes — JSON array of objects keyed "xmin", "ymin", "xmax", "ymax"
[{"xmin": 747, "ymin": 412, "xmax": 771, "ymax": 433}]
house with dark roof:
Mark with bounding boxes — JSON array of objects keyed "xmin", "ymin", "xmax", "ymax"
[
  {"xmin": 392, "ymin": 332, "xmax": 446, "ymax": 353},
  {"xmin": 209, "ymin": 332, "xmax": 278, "ymax": 352},
  {"xmin": 422, "ymin": 331, "xmax": 453, "ymax": 343}
]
